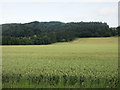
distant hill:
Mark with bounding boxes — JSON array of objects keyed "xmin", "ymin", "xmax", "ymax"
[{"xmin": 1, "ymin": 21, "xmax": 118, "ymax": 45}]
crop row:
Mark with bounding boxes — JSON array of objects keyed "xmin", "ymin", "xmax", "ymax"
[{"xmin": 2, "ymin": 73, "xmax": 119, "ymax": 88}]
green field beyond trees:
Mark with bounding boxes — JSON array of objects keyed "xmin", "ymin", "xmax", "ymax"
[{"xmin": 2, "ymin": 37, "xmax": 118, "ymax": 88}]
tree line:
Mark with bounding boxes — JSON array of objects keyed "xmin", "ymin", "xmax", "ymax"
[{"xmin": 1, "ymin": 21, "xmax": 119, "ymax": 45}]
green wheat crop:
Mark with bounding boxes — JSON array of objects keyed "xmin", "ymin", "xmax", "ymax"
[{"xmin": 2, "ymin": 37, "xmax": 118, "ymax": 88}]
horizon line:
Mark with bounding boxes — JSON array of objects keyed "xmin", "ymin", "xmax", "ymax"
[{"xmin": 1, "ymin": 20, "xmax": 117, "ymax": 27}]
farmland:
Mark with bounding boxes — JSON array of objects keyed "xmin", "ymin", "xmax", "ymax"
[{"xmin": 2, "ymin": 37, "xmax": 118, "ymax": 88}]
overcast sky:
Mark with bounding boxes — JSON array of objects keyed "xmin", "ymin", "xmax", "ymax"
[{"xmin": 0, "ymin": 0, "xmax": 119, "ymax": 27}]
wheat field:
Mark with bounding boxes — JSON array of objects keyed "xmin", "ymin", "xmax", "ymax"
[{"xmin": 2, "ymin": 37, "xmax": 118, "ymax": 88}]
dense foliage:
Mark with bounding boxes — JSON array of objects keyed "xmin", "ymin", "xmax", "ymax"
[
  {"xmin": 116, "ymin": 26, "xmax": 120, "ymax": 36},
  {"xmin": 1, "ymin": 21, "xmax": 118, "ymax": 45}
]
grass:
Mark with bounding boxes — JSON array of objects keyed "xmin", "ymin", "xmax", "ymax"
[{"xmin": 2, "ymin": 37, "xmax": 118, "ymax": 88}]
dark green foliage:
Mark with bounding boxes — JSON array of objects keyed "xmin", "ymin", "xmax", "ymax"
[
  {"xmin": 2, "ymin": 74, "xmax": 10, "ymax": 83},
  {"xmin": 79, "ymin": 76, "xmax": 85, "ymax": 87},
  {"xmin": 63, "ymin": 75, "xmax": 68, "ymax": 86},
  {"xmin": 52, "ymin": 75, "xmax": 60, "ymax": 85},
  {"xmin": 68, "ymin": 76, "xmax": 78, "ymax": 85},
  {"xmin": 46, "ymin": 75, "xmax": 60, "ymax": 85},
  {"xmin": 109, "ymin": 27, "xmax": 118, "ymax": 36},
  {"xmin": 2, "ymin": 73, "xmax": 22, "ymax": 83},
  {"xmin": 2, "ymin": 74, "xmax": 119, "ymax": 88},
  {"xmin": 1, "ymin": 21, "xmax": 116, "ymax": 45},
  {"xmin": 116, "ymin": 26, "xmax": 120, "ymax": 36}
]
